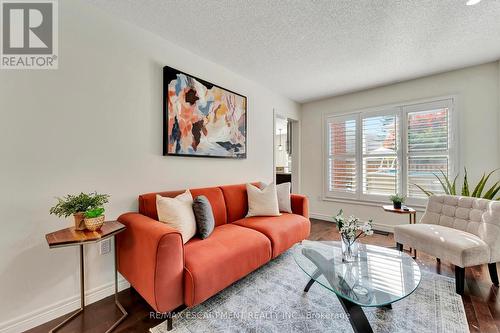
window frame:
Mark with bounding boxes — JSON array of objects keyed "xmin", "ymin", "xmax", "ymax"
[{"xmin": 322, "ymin": 96, "xmax": 458, "ymax": 207}]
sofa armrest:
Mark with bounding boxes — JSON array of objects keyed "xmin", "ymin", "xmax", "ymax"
[
  {"xmin": 291, "ymin": 194, "xmax": 309, "ymax": 218},
  {"xmin": 117, "ymin": 212, "xmax": 184, "ymax": 313}
]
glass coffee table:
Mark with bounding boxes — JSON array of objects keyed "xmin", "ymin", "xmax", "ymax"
[{"xmin": 293, "ymin": 240, "xmax": 421, "ymax": 333}]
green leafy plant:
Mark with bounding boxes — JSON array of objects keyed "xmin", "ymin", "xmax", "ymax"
[
  {"xmin": 414, "ymin": 168, "xmax": 500, "ymax": 200},
  {"xmin": 49, "ymin": 192, "xmax": 110, "ymax": 218},
  {"xmin": 389, "ymin": 194, "xmax": 405, "ymax": 204},
  {"xmin": 84, "ymin": 207, "xmax": 105, "ymax": 219}
]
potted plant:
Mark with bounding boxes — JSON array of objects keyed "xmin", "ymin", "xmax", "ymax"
[
  {"xmin": 49, "ymin": 192, "xmax": 110, "ymax": 230},
  {"xmin": 389, "ymin": 194, "xmax": 405, "ymax": 209},
  {"xmin": 84, "ymin": 207, "xmax": 106, "ymax": 231},
  {"xmin": 414, "ymin": 168, "xmax": 500, "ymax": 200},
  {"xmin": 334, "ymin": 209, "xmax": 373, "ymax": 262}
]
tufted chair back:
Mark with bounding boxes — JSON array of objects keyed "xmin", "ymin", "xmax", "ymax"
[{"xmin": 421, "ymin": 195, "xmax": 500, "ymax": 262}]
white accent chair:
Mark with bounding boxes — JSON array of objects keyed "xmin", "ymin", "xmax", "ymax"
[{"xmin": 394, "ymin": 195, "xmax": 500, "ymax": 295}]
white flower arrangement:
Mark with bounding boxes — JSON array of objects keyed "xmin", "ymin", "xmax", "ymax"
[{"xmin": 333, "ymin": 209, "xmax": 374, "ymax": 244}]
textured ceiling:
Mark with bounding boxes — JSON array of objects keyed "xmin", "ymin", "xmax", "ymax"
[{"xmin": 87, "ymin": 0, "xmax": 500, "ymax": 102}]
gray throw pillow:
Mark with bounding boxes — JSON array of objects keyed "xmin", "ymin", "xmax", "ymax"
[{"xmin": 192, "ymin": 195, "xmax": 215, "ymax": 239}]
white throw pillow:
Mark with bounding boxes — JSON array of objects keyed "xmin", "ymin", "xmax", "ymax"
[
  {"xmin": 276, "ymin": 182, "xmax": 292, "ymax": 213},
  {"xmin": 246, "ymin": 183, "xmax": 281, "ymax": 217},
  {"xmin": 156, "ymin": 190, "xmax": 196, "ymax": 244}
]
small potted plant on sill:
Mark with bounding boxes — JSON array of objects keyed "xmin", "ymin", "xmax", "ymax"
[
  {"xmin": 84, "ymin": 207, "xmax": 106, "ymax": 231},
  {"xmin": 389, "ymin": 193, "xmax": 405, "ymax": 210},
  {"xmin": 49, "ymin": 192, "xmax": 110, "ymax": 230}
]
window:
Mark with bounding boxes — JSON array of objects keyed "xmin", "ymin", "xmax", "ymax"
[
  {"xmin": 406, "ymin": 102, "xmax": 452, "ymax": 199},
  {"xmin": 362, "ymin": 112, "xmax": 399, "ymax": 199},
  {"xmin": 324, "ymin": 98, "xmax": 456, "ymax": 205},
  {"xmin": 327, "ymin": 115, "xmax": 357, "ymax": 196}
]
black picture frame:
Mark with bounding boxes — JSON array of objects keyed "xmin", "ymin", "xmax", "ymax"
[{"xmin": 163, "ymin": 66, "xmax": 247, "ymax": 159}]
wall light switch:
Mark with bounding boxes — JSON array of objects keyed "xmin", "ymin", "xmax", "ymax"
[{"xmin": 99, "ymin": 238, "xmax": 111, "ymax": 255}]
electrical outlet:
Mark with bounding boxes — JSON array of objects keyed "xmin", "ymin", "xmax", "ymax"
[{"xmin": 99, "ymin": 238, "xmax": 111, "ymax": 255}]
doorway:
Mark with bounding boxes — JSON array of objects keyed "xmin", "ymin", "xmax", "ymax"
[{"xmin": 274, "ymin": 115, "xmax": 300, "ymax": 192}]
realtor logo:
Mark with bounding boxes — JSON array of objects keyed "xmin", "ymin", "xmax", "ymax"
[{"xmin": 1, "ymin": 0, "xmax": 58, "ymax": 69}]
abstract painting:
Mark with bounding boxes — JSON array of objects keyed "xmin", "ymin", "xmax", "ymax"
[{"xmin": 163, "ymin": 66, "xmax": 247, "ymax": 158}]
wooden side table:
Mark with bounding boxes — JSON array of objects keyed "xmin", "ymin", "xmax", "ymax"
[
  {"xmin": 45, "ymin": 221, "xmax": 127, "ymax": 333},
  {"xmin": 382, "ymin": 205, "xmax": 417, "ymax": 258}
]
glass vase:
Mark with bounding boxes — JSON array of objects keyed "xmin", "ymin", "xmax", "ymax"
[{"xmin": 341, "ymin": 234, "xmax": 358, "ymax": 262}]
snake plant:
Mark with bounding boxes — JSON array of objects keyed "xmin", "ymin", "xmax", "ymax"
[{"xmin": 414, "ymin": 168, "xmax": 500, "ymax": 200}]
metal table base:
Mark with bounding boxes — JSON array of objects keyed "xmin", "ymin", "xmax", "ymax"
[{"xmin": 49, "ymin": 236, "xmax": 127, "ymax": 332}]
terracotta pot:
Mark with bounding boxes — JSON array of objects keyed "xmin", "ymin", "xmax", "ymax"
[
  {"xmin": 84, "ymin": 215, "xmax": 105, "ymax": 231},
  {"xmin": 73, "ymin": 212, "xmax": 86, "ymax": 230}
]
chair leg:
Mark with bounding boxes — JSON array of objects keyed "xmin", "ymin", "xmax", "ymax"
[
  {"xmin": 396, "ymin": 243, "xmax": 403, "ymax": 251},
  {"xmin": 455, "ymin": 266, "xmax": 465, "ymax": 295},
  {"xmin": 488, "ymin": 263, "xmax": 499, "ymax": 287}
]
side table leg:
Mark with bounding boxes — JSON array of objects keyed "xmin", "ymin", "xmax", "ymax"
[
  {"xmin": 408, "ymin": 214, "xmax": 413, "ymax": 255},
  {"xmin": 105, "ymin": 236, "xmax": 128, "ymax": 333},
  {"xmin": 49, "ymin": 245, "xmax": 85, "ymax": 332},
  {"xmin": 410, "ymin": 213, "xmax": 417, "ymax": 259}
]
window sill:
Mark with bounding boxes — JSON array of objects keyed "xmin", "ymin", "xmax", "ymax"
[{"xmin": 321, "ymin": 195, "xmax": 427, "ymax": 212}]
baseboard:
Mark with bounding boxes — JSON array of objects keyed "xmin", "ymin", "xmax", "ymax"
[
  {"xmin": 0, "ymin": 278, "xmax": 130, "ymax": 333},
  {"xmin": 310, "ymin": 212, "xmax": 395, "ymax": 233}
]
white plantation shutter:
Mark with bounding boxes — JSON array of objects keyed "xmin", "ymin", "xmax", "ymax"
[
  {"xmin": 326, "ymin": 115, "xmax": 357, "ymax": 197},
  {"xmin": 405, "ymin": 100, "xmax": 453, "ymax": 199},
  {"xmin": 324, "ymin": 97, "xmax": 455, "ymax": 203},
  {"xmin": 361, "ymin": 113, "xmax": 399, "ymax": 197}
]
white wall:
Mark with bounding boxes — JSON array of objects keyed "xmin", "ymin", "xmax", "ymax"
[
  {"xmin": 0, "ymin": 1, "xmax": 299, "ymax": 331},
  {"xmin": 301, "ymin": 62, "xmax": 500, "ymax": 230}
]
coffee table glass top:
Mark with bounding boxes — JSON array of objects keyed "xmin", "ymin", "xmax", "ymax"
[{"xmin": 293, "ymin": 240, "xmax": 421, "ymax": 307}]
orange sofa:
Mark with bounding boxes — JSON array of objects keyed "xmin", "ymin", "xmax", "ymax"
[{"xmin": 116, "ymin": 183, "xmax": 310, "ymax": 318}]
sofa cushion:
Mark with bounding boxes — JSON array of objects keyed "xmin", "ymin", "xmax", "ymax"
[
  {"xmin": 192, "ymin": 195, "xmax": 215, "ymax": 239},
  {"xmin": 246, "ymin": 183, "xmax": 280, "ymax": 217},
  {"xmin": 276, "ymin": 182, "xmax": 292, "ymax": 213},
  {"xmin": 219, "ymin": 183, "xmax": 250, "ymax": 223},
  {"xmin": 233, "ymin": 213, "xmax": 311, "ymax": 258},
  {"xmin": 156, "ymin": 191, "xmax": 196, "ymax": 244},
  {"xmin": 190, "ymin": 188, "xmax": 227, "ymax": 226},
  {"xmin": 394, "ymin": 223, "xmax": 490, "ymax": 267},
  {"xmin": 139, "ymin": 186, "xmax": 227, "ymax": 226},
  {"xmin": 183, "ymin": 224, "xmax": 271, "ymax": 306}
]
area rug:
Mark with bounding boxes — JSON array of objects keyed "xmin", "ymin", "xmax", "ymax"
[{"xmin": 151, "ymin": 247, "xmax": 468, "ymax": 333}]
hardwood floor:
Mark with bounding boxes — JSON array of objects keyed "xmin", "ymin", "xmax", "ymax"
[{"xmin": 27, "ymin": 218, "xmax": 500, "ymax": 333}]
